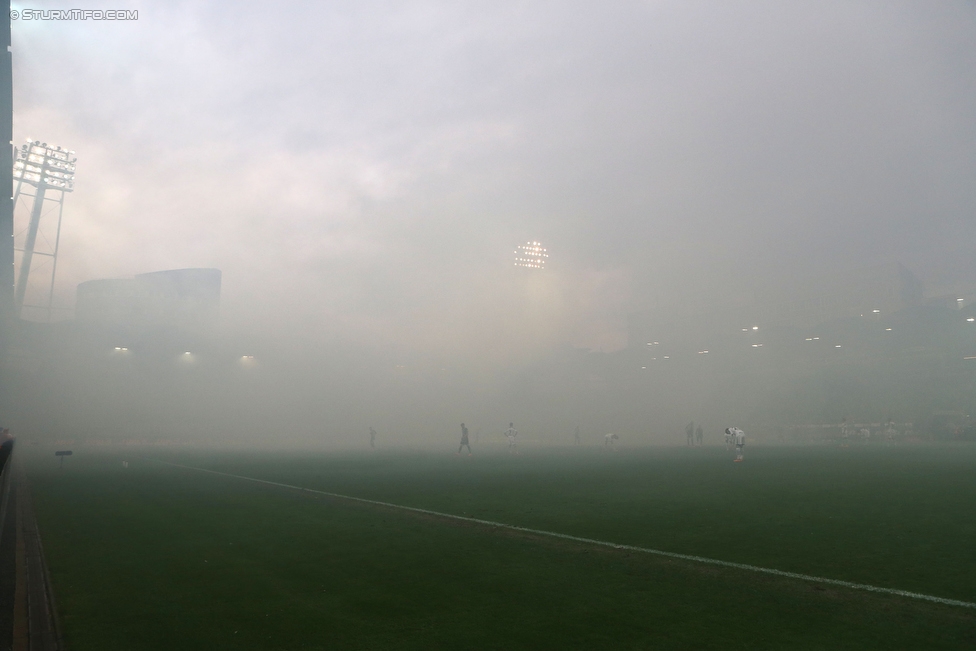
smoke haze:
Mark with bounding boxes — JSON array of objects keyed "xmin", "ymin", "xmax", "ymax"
[{"xmin": 7, "ymin": 1, "xmax": 976, "ymax": 446}]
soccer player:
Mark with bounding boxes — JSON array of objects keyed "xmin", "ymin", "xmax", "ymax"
[
  {"xmin": 369, "ymin": 426, "xmax": 377, "ymax": 449},
  {"xmin": 734, "ymin": 427, "xmax": 745, "ymax": 461},
  {"xmin": 685, "ymin": 421, "xmax": 695, "ymax": 446},
  {"xmin": 604, "ymin": 432, "xmax": 619, "ymax": 447},
  {"xmin": 505, "ymin": 423, "xmax": 518, "ymax": 454},
  {"xmin": 724, "ymin": 427, "xmax": 733, "ymax": 450},
  {"xmin": 458, "ymin": 423, "xmax": 472, "ymax": 456},
  {"xmin": 695, "ymin": 424, "xmax": 703, "ymax": 446}
]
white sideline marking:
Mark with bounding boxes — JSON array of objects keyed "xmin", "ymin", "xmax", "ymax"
[{"xmin": 148, "ymin": 459, "xmax": 976, "ymax": 610}]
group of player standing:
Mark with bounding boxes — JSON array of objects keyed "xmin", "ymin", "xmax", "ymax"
[
  {"xmin": 459, "ymin": 422, "xmax": 519, "ymax": 456},
  {"xmin": 368, "ymin": 421, "xmax": 745, "ymax": 460},
  {"xmin": 458, "ymin": 422, "xmax": 518, "ymax": 456},
  {"xmin": 724, "ymin": 426, "xmax": 746, "ymax": 461}
]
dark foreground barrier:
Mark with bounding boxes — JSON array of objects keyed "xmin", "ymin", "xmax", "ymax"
[
  {"xmin": 0, "ymin": 437, "xmax": 16, "ymax": 649},
  {"xmin": 0, "ymin": 436, "xmax": 12, "ymax": 545},
  {"xmin": 0, "ymin": 440, "xmax": 62, "ymax": 650}
]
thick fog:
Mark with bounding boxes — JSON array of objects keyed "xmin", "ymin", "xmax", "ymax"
[{"xmin": 5, "ymin": 1, "xmax": 976, "ymax": 447}]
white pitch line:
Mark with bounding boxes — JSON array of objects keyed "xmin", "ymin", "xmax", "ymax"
[{"xmin": 148, "ymin": 458, "xmax": 976, "ymax": 610}]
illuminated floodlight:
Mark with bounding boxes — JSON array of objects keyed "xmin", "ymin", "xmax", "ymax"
[
  {"xmin": 835, "ymin": 345, "xmax": 842, "ymax": 348},
  {"xmin": 113, "ymin": 346, "xmax": 129, "ymax": 351},
  {"xmin": 965, "ymin": 356, "xmax": 976, "ymax": 360},
  {"xmin": 968, "ymin": 318, "xmax": 975, "ymax": 323},
  {"xmin": 885, "ymin": 328, "xmax": 893, "ymax": 331},
  {"xmin": 514, "ymin": 241, "xmax": 548, "ymax": 269},
  {"xmin": 752, "ymin": 326, "xmax": 759, "ymax": 331},
  {"xmin": 805, "ymin": 338, "xmax": 813, "ymax": 341},
  {"xmin": 813, "ymin": 337, "xmax": 820, "ymax": 340},
  {"xmin": 872, "ymin": 309, "xmax": 880, "ymax": 313},
  {"xmin": 698, "ymin": 350, "xmax": 709, "ymax": 354},
  {"xmin": 641, "ymin": 366, "xmax": 646, "ymax": 369},
  {"xmin": 751, "ymin": 344, "xmax": 762, "ymax": 348},
  {"xmin": 663, "ymin": 356, "xmax": 670, "ymax": 359},
  {"xmin": 184, "ymin": 351, "xmax": 191, "ymax": 355},
  {"xmin": 958, "ymin": 298, "xmax": 965, "ymax": 302},
  {"xmin": 14, "ymin": 138, "xmax": 77, "ymax": 191}
]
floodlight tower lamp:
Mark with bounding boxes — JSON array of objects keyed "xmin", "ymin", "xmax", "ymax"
[{"xmin": 514, "ymin": 240, "xmax": 548, "ymax": 269}]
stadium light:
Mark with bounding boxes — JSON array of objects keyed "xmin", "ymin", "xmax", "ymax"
[
  {"xmin": 13, "ymin": 138, "xmax": 79, "ymax": 318},
  {"xmin": 835, "ymin": 345, "xmax": 842, "ymax": 348},
  {"xmin": 514, "ymin": 241, "xmax": 548, "ymax": 269},
  {"xmin": 967, "ymin": 318, "xmax": 975, "ymax": 323},
  {"xmin": 14, "ymin": 139, "xmax": 77, "ymax": 190},
  {"xmin": 872, "ymin": 309, "xmax": 880, "ymax": 313},
  {"xmin": 885, "ymin": 328, "xmax": 893, "ymax": 331}
]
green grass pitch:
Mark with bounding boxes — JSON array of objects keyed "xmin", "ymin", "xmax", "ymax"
[{"xmin": 24, "ymin": 444, "xmax": 976, "ymax": 649}]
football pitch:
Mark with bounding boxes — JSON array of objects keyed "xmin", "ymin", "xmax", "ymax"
[{"xmin": 24, "ymin": 444, "xmax": 976, "ymax": 649}]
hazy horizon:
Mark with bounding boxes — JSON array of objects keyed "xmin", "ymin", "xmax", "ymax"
[{"xmin": 5, "ymin": 1, "xmax": 976, "ymax": 447}]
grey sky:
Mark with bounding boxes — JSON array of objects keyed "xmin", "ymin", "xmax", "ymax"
[{"xmin": 11, "ymin": 0, "xmax": 976, "ymax": 360}]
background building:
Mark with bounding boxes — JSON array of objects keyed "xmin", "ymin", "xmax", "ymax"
[{"xmin": 76, "ymin": 268, "xmax": 221, "ymax": 333}]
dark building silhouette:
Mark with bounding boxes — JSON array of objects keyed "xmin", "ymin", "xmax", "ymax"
[{"xmin": 76, "ymin": 268, "xmax": 221, "ymax": 333}]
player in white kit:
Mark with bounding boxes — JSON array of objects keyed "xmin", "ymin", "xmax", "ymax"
[
  {"xmin": 505, "ymin": 423, "xmax": 518, "ymax": 454},
  {"xmin": 733, "ymin": 427, "xmax": 745, "ymax": 461}
]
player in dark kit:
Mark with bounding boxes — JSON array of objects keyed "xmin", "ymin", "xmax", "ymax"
[{"xmin": 458, "ymin": 423, "xmax": 472, "ymax": 456}]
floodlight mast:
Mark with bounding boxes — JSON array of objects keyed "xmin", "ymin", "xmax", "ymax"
[{"xmin": 12, "ymin": 139, "xmax": 76, "ymax": 320}]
